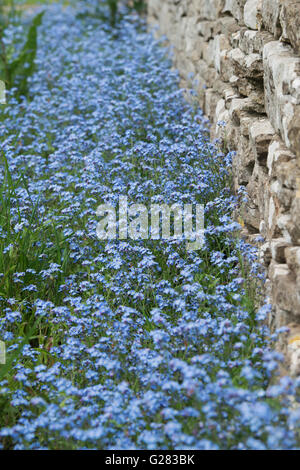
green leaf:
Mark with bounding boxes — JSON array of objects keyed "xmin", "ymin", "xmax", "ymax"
[{"xmin": 6, "ymin": 10, "xmax": 44, "ymax": 97}]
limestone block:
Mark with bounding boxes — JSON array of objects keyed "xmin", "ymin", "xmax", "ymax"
[
  {"xmin": 276, "ymin": 213, "xmax": 294, "ymax": 242},
  {"xmin": 218, "ymin": 16, "xmax": 240, "ymax": 37},
  {"xmin": 270, "ymin": 238, "xmax": 292, "ymax": 263},
  {"xmin": 285, "ymin": 249, "xmax": 300, "ymax": 313},
  {"xmin": 269, "ymin": 261, "xmax": 300, "ymax": 315},
  {"xmin": 259, "ymin": 241, "xmax": 272, "ymax": 266},
  {"xmin": 231, "ymin": 31, "xmax": 241, "ymax": 49},
  {"xmin": 237, "ymin": 136, "xmax": 254, "ymax": 183},
  {"xmin": 261, "ymin": 0, "xmax": 283, "ymax": 38},
  {"xmin": 263, "ymin": 41, "xmax": 300, "ymax": 155},
  {"xmin": 158, "ymin": 2, "xmax": 173, "ymax": 36},
  {"xmin": 213, "ymin": 78, "xmax": 230, "ymax": 96},
  {"xmin": 194, "ymin": 59, "xmax": 218, "ymax": 86},
  {"xmin": 197, "ymin": 21, "xmax": 214, "ymax": 40},
  {"xmin": 214, "ymin": 98, "xmax": 231, "ymax": 139},
  {"xmin": 239, "ymin": 29, "xmax": 274, "ymax": 55},
  {"xmin": 267, "ymin": 138, "xmax": 296, "ymax": 177},
  {"xmin": 223, "ymin": 0, "xmax": 236, "ymax": 14},
  {"xmin": 287, "ymin": 335, "xmax": 300, "ymax": 376},
  {"xmin": 186, "ymin": 36, "xmax": 204, "ymax": 61},
  {"xmin": 256, "ymin": 163, "xmax": 274, "ymax": 222},
  {"xmin": 249, "ymin": 118, "xmax": 275, "ymax": 165},
  {"xmin": 228, "ymin": 74, "xmax": 262, "ymax": 102},
  {"xmin": 290, "ymin": 197, "xmax": 300, "ymax": 244},
  {"xmin": 174, "ymin": 0, "xmax": 188, "ymax": 20},
  {"xmin": 240, "ymin": 113, "xmax": 258, "ymax": 136},
  {"xmin": 276, "ymin": 160, "xmax": 299, "ymax": 191},
  {"xmin": 243, "ymin": 203, "xmax": 261, "ymax": 231},
  {"xmin": 271, "ymin": 179, "xmax": 295, "ymax": 211},
  {"xmin": 219, "ymin": 50, "xmax": 235, "ymax": 82},
  {"xmin": 228, "ymin": 47, "xmax": 263, "ymax": 78},
  {"xmin": 238, "ymin": 78, "xmax": 264, "ymax": 103},
  {"xmin": 194, "ymin": 73, "xmax": 207, "ymax": 108},
  {"xmin": 285, "ymin": 246, "xmax": 300, "ymax": 272},
  {"xmin": 223, "ymin": 85, "xmax": 240, "ymax": 105},
  {"xmin": 264, "ymin": 191, "xmax": 279, "ymax": 238},
  {"xmin": 202, "ymin": 40, "xmax": 215, "ymax": 67},
  {"xmin": 185, "ymin": 16, "xmax": 198, "ymax": 46},
  {"xmin": 205, "ymin": 89, "xmax": 221, "ymax": 120},
  {"xmin": 244, "ymin": 166, "xmax": 262, "ymax": 230},
  {"xmin": 193, "ymin": 0, "xmax": 226, "ymax": 20},
  {"xmin": 229, "ymin": 97, "xmax": 264, "ymax": 124},
  {"xmin": 280, "ymin": 0, "xmax": 300, "ymax": 54},
  {"xmin": 214, "ymin": 34, "xmax": 231, "ymax": 74},
  {"xmin": 147, "ymin": 0, "xmax": 162, "ymax": 18},
  {"xmin": 234, "ymin": 114, "xmax": 257, "ymax": 183},
  {"xmin": 287, "ymin": 106, "xmax": 300, "ymax": 162},
  {"xmin": 244, "ymin": 0, "xmax": 262, "ymax": 30},
  {"xmin": 223, "ymin": 0, "xmax": 247, "ymax": 24},
  {"xmin": 178, "ymin": 55, "xmax": 197, "ymax": 78},
  {"xmin": 259, "ymin": 219, "xmax": 268, "ymax": 238}
]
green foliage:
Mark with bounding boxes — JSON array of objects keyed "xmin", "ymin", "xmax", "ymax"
[
  {"xmin": 132, "ymin": 0, "xmax": 145, "ymax": 13},
  {"xmin": 0, "ymin": 10, "xmax": 44, "ymax": 99},
  {"xmin": 0, "ymin": 78, "xmax": 5, "ymax": 102},
  {"xmin": 77, "ymin": 1, "xmax": 146, "ymax": 28},
  {"xmin": 107, "ymin": 0, "xmax": 118, "ymax": 26},
  {"xmin": 0, "ymin": 151, "xmax": 74, "ymax": 306},
  {"xmin": 0, "ymin": 1, "xmax": 16, "ymax": 28}
]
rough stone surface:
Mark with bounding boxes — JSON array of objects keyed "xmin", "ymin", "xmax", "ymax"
[
  {"xmin": 244, "ymin": 0, "xmax": 263, "ymax": 30},
  {"xmin": 280, "ymin": 1, "xmax": 300, "ymax": 54},
  {"xmin": 148, "ymin": 0, "xmax": 300, "ymax": 376}
]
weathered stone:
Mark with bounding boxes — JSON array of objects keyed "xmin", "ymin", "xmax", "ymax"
[
  {"xmin": 285, "ymin": 246, "xmax": 300, "ymax": 271},
  {"xmin": 202, "ymin": 39, "xmax": 215, "ymax": 67},
  {"xmin": 276, "ymin": 213, "xmax": 294, "ymax": 242},
  {"xmin": 287, "ymin": 105, "xmax": 300, "ymax": 162},
  {"xmin": 269, "ymin": 261, "xmax": 300, "ymax": 315},
  {"xmin": 244, "ymin": 0, "xmax": 263, "ymax": 30},
  {"xmin": 290, "ymin": 197, "xmax": 300, "ymax": 244},
  {"xmin": 271, "ymin": 179, "xmax": 295, "ymax": 210},
  {"xmin": 189, "ymin": 0, "xmax": 225, "ymax": 20},
  {"xmin": 261, "ymin": 0, "xmax": 282, "ymax": 38},
  {"xmin": 280, "ymin": 1, "xmax": 300, "ymax": 54},
  {"xmin": 197, "ymin": 21, "xmax": 215, "ymax": 40},
  {"xmin": 244, "ymin": 166, "xmax": 261, "ymax": 230},
  {"xmin": 263, "ymin": 41, "xmax": 300, "ymax": 153},
  {"xmin": 267, "ymin": 138, "xmax": 296, "ymax": 176},
  {"xmin": 259, "ymin": 241, "xmax": 272, "ymax": 265},
  {"xmin": 276, "ymin": 160, "xmax": 299, "ymax": 190},
  {"xmin": 231, "ymin": 31, "xmax": 241, "ymax": 49},
  {"xmin": 229, "ymin": 97, "xmax": 264, "ymax": 124},
  {"xmin": 205, "ymin": 89, "xmax": 222, "ymax": 120},
  {"xmin": 229, "ymin": 75, "xmax": 263, "ymax": 104},
  {"xmin": 239, "ymin": 29, "xmax": 274, "ymax": 55},
  {"xmin": 249, "ymin": 118, "xmax": 275, "ymax": 165},
  {"xmin": 287, "ymin": 338, "xmax": 300, "ymax": 376},
  {"xmin": 270, "ymin": 238, "xmax": 292, "ymax": 262},
  {"xmin": 214, "ymin": 34, "xmax": 231, "ymax": 73},
  {"xmin": 223, "ymin": 0, "xmax": 244, "ymax": 23},
  {"xmin": 218, "ymin": 16, "xmax": 240, "ymax": 37},
  {"xmin": 229, "ymin": 47, "xmax": 263, "ymax": 78}
]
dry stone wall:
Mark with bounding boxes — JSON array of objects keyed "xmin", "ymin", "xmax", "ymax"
[{"xmin": 148, "ymin": 0, "xmax": 300, "ymax": 375}]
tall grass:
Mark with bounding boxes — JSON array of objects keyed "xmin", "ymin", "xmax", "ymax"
[{"xmin": 0, "ymin": 1, "xmax": 44, "ymax": 99}]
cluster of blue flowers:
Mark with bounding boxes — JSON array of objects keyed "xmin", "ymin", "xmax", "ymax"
[{"xmin": 0, "ymin": 1, "xmax": 299, "ymax": 450}]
